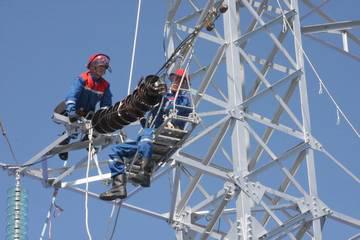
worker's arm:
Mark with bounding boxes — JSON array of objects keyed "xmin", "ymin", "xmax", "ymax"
[
  {"xmin": 99, "ymin": 84, "xmax": 113, "ymax": 109},
  {"xmin": 65, "ymin": 77, "xmax": 85, "ymax": 120}
]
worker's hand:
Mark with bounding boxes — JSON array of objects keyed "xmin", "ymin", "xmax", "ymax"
[{"xmin": 68, "ymin": 110, "xmax": 79, "ymax": 123}]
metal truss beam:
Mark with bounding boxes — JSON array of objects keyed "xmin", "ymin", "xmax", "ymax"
[{"xmin": 302, "ymin": 20, "xmax": 360, "ymax": 34}]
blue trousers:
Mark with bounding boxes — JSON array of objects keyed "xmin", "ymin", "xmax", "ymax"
[{"xmin": 108, "ymin": 128, "xmax": 154, "ymax": 177}]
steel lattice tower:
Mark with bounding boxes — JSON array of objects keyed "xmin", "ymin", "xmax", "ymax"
[
  {"xmin": 10, "ymin": 0, "xmax": 359, "ymax": 239},
  {"xmin": 158, "ymin": 0, "xmax": 360, "ymax": 239}
]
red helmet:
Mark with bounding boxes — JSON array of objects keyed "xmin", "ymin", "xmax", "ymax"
[
  {"xmin": 169, "ymin": 68, "xmax": 189, "ymax": 81},
  {"xmin": 169, "ymin": 68, "xmax": 190, "ymax": 92},
  {"xmin": 87, "ymin": 53, "xmax": 112, "ymax": 72}
]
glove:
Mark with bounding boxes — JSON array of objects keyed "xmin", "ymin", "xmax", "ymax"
[
  {"xmin": 65, "ymin": 103, "xmax": 78, "ymax": 123},
  {"xmin": 67, "ymin": 110, "xmax": 79, "ymax": 123}
]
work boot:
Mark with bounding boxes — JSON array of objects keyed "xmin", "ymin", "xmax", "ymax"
[
  {"xmin": 58, "ymin": 137, "xmax": 70, "ymax": 161},
  {"xmin": 130, "ymin": 158, "xmax": 153, "ymax": 187},
  {"xmin": 99, "ymin": 174, "xmax": 127, "ymax": 201}
]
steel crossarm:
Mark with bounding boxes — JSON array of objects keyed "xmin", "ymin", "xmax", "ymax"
[
  {"xmin": 234, "ymin": 9, "xmax": 296, "ymax": 46},
  {"xmin": 302, "ymin": 0, "xmax": 360, "ymax": 47},
  {"xmin": 19, "ymin": 133, "xmax": 70, "ymax": 172},
  {"xmin": 302, "ymin": 20, "xmax": 360, "ymax": 34},
  {"xmin": 305, "ymin": 34, "xmax": 360, "ymax": 62}
]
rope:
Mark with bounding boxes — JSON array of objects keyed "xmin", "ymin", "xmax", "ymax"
[
  {"xmin": 85, "ymin": 125, "xmax": 94, "ymax": 240},
  {"xmin": 107, "ymin": 203, "xmax": 122, "ymax": 240},
  {"xmin": 127, "ymin": 0, "xmax": 142, "ymax": 95},
  {"xmin": 172, "ymin": 50, "xmax": 195, "ymax": 113},
  {"xmin": 40, "ymin": 188, "xmax": 61, "ymax": 240},
  {"xmin": 149, "ymin": 96, "xmax": 166, "ymax": 129},
  {"xmin": 0, "ymin": 118, "xmax": 18, "ymax": 163},
  {"xmin": 276, "ymin": 0, "xmax": 360, "ymax": 138}
]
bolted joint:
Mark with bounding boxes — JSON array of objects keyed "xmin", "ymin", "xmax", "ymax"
[
  {"xmin": 224, "ymin": 182, "xmax": 236, "ymax": 200},
  {"xmin": 229, "ymin": 108, "xmax": 245, "ymax": 121},
  {"xmin": 297, "ymin": 196, "xmax": 332, "ymax": 219}
]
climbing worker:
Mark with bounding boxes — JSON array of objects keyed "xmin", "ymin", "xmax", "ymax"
[
  {"xmin": 54, "ymin": 53, "xmax": 113, "ymax": 160},
  {"xmin": 99, "ymin": 68, "xmax": 192, "ymax": 201}
]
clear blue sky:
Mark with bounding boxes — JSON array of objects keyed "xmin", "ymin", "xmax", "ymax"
[{"xmin": 0, "ymin": 1, "xmax": 359, "ymax": 239}]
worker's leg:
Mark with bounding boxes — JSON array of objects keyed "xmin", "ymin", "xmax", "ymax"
[
  {"xmin": 99, "ymin": 141, "xmax": 137, "ymax": 201},
  {"xmin": 130, "ymin": 128, "xmax": 155, "ymax": 187}
]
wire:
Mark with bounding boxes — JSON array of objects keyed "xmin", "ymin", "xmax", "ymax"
[
  {"xmin": 85, "ymin": 126, "xmax": 94, "ymax": 240},
  {"xmin": 0, "ymin": 118, "xmax": 18, "ymax": 163},
  {"xmin": 276, "ymin": 0, "xmax": 360, "ymax": 139},
  {"xmin": 107, "ymin": 203, "xmax": 122, "ymax": 240},
  {"xmin": 40, "ymin": 188, "xmax": 59, "ymax": 240},
  {"xmin": 128, "ymin": 0, "xmax": 142, "ymax": 95}
]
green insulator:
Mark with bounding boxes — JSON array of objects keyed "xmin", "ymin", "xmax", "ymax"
[{"xmin": 6, "ymin": 185, "xmax": 28, "ymax": 240}]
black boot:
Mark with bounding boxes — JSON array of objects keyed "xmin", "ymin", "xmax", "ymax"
[
  {"xmin": 99, "ymin": 174, "xmax": 127, "ymax": 201},
  {"xmin": 130, "ymin": 158, "xmax": 153, "ymax": 187},
  {"xmin": 58, "ymin": 137, "xmax": 70, "ymax": 161}
]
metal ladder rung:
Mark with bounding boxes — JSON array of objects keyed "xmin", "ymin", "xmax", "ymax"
[
  {"xmin": 155, "ymin": 135, "xmax": 182, "ymax": 146},
  {"xmin": 158, "ymin": 127, "xmax": 188, "ymax": 139},
  {"xmin": 173, "ymin": 104, "xmax": 194, "ymax": 110},
  {"xmin": 170, "ymin": 115, "xmax": 197, "ymax": 122},
  {"xmin": 152, "ymin": 143, "xmax": 171, "ymax": 154}
]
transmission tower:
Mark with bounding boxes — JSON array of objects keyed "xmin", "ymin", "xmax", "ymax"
[
  {"xmin": 157, "ymin": 0, "xmax": 360, "ymax": 239},
  {"xmin": 4, "ymin": 0, "xmax": 359, "ymax": 239}
]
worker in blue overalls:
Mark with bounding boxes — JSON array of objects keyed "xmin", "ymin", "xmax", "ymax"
[
  {"xmin": 100, "ymin": 69, "xmax": 192, "ymax": 201},
  {"xmin": 54, "ymin": 53, "xmax": 113, "ymax": 160}
]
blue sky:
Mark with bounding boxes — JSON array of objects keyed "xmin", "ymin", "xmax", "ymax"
[{"xmin": 0, "ymin": 0, "xmax": 359, "ymax": 239}]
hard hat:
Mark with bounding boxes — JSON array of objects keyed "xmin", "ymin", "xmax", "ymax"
[
  {"xmin": 87, "ymin": 53, "xmax": 112, "ymax": 72},
  {"xmin": 169, "ymin": 68, "xmax": 189, "ymax": 81}
]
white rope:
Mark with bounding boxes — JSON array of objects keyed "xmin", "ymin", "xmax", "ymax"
[
  {"xmin": 318, "ymin": 80, "xmax": 323, "ymax": 95},
  {"xmin": 172, "ymin": 49, "xmax": 195, "ymax": 113},
  {"xmin": 276, "ymin": 0, "xmax": 360, "ymax": 138},
  {"xmin": 85, "ymin": 125, "xmax": 94, "ymax": 240},
  {"xmin": 40, "ymin": 189, "xmax": 59, "ymax": 240},
  {"xmin": 127, "ymin": 0, "xmax": 142, "ymax": 95}
]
